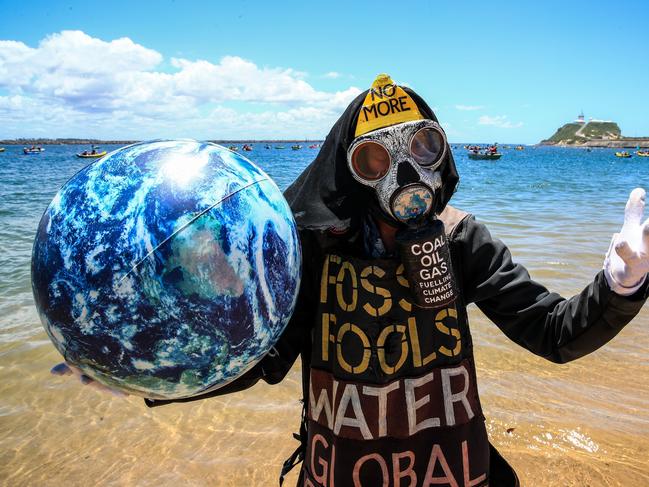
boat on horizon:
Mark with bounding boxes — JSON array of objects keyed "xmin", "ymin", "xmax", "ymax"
[
  {"xmin": 291, "ymin": 144, "xmax": 302, "ymax": 150},
  {"xmin": 466, "ymin": 144, "xmax": 501, "ymax": 160},
  {"xmin": 468, "ymin": 152, "xmax": 502, "ymax": 160},
  {"xmin": 23, "ymin": 146, "xmax": 45, "ymax": 154},
  {"xmin": 76, "ymin": 145, "xmax": 106, "ymax": 158}
]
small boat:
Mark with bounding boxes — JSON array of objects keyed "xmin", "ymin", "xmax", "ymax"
[
  {"xmin": 242, "ymin": 144, "xmax": 253, "ymax": 151},
  {"xmin": 228, "ymin": 146, "xmax": 239, "ymax": 151},
  {"xmin": 291, "ymin": 144, "xmax": 302, "ymax": 150},
  {"xmin": 264, "ymin": 144, "xmax": 272, "ymax": 149},
  {"xmin": 615, "ymin": 151, "xmax": 632, "ymax": 158},
  {"xmin": 515, "ymin": 145, "xmax": 525, "ymax": 150},
  {"xmin": 77, "ymin": 150, "xmax": 107, "ymax": 158},
  {"xmin": 275, "ymin": 145, "xmax": 286, "ymax": 149},
  {"xmin": 468, "ymin": 152, "xmax": 502, "ymax": 160},
  {"xmin": 636, "ymin": 151, "xmax": 649, "ymax": 157},
  {"xmin": 77, "ymin": 145, "xmax": 106, "ymax": 158},
  {"xmin": 308, "ymin": 144, "xmax": 319, "ymax": 149},
  {"xmin": 23, "ymin": 147, "xmax": 45, "ymax": 154},
  {"xmin": 0, "ymin": 147, "xmax": 5, "ymax": 152}
]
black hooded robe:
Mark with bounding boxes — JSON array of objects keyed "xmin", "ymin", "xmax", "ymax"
[{"xmin": 147, "ymin": 88, "xmax": 648, "ymax": 487}]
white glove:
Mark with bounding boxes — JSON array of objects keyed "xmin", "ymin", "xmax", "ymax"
[{"xmin": 604, "ymin": 188, "xmax": 649, "ymax": 295}]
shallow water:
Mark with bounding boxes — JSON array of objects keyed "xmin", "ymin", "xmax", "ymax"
[{"xmin": 1, "ymin": 144, "xmax": 648, "ymax": 486}]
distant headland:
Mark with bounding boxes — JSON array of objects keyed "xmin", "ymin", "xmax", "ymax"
[
  {"xmin": 0, "ymin": 138, "xmax": 323, "ymax": 145},
  {"xmin": 540, "ymin": 112, "xmax": 649, "ymax": 148}
]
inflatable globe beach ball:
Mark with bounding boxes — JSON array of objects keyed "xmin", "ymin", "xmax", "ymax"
[{"xmin": 32, "ymin": 140, "xmax": 301, "ymax": 399}]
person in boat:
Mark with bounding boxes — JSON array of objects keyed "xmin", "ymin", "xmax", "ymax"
[
  {"xmin": 91, "ymin": 149, "xmax": 97, "ymax": 155},
  {"xmin": 55, "ymin": 74, "xmax": 649, "ymax": 487}
]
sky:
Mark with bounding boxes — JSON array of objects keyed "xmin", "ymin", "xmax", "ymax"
[{"xmin": 1, "ymin": 0, "xmax": 648, "ymax": 143}]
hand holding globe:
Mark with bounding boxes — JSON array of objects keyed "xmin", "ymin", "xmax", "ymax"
[{"xmin": 51, "ymin": 362, "xmax": 128, "ymax": 397}]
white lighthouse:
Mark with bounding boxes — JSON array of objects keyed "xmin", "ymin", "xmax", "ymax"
[{"xmin": 575, "ymin": 110, "xmax": 585, "ymax": 124}]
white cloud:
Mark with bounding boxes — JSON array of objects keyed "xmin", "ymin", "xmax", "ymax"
[
  {"xmin": 478, "ymin": 115, "xmax": 523, "ymax": 128},
  {"xmin": 170, "ymin": 56, "xmax": 333, "ymax": 104},
  {"xmin": 455, "ymin": 104, "xmax": 484, "ymax": 111},
  {"xmin": 324, "ymin": 71, "xmax": 341, "ymax": 79},
  {"xmin": 0, "ymin": 30, "xmax": 362, "ymax": 138},
  {"xmin": 0, "ymin": 31, "xmax": 162, "ymax": 88}
]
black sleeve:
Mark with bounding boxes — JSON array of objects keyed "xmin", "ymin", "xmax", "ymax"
[
  {"xmin": 457, "ymin": 216, "xmax": 648, "ymax": 364},
  {"xmin": 145, "ymin": 230, "xmax": 320, "ymax": 408}
]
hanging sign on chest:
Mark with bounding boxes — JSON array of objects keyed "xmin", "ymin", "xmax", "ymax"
[{"xmin": 396, "ymin": 220, "xmax": 458, "ymax": 308}]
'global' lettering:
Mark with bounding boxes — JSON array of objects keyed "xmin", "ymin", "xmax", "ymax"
[{"xmin": 307, "ymin": 435, "xmax": 487, "ymax": 487}]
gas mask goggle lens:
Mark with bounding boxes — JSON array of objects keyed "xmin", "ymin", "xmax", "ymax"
[{"xmin": 348, "ymin": 121, "xmax": 447, "ymax": 183}]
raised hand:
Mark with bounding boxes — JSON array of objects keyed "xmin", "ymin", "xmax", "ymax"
[
  {"xmin": 604, "ymin": 188, "xmax": 649, "ymax": 295},
  {"xmin": 51, "ymin": 362, "xmax": 129, "ymax": 397}
]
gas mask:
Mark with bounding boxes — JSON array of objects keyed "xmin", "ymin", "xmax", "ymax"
[{"xmin": 347, "ymin": 119, "xmax": 447, "ymax": 225}]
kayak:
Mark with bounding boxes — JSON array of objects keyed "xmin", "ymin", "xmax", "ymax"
[
  {"xmin": 615, "ymin": 152, "xmax": 632, "ymax": 158},
  {"xmin": 636, "ymin": 151, "xmax": 649, "ymax": 157},
  {"xmin": 468, "ymin": 152, "xmax": 502, "ymax": 160},
  {"xmin": 77, "ymin": 151, "xmax": 107, "ymax": 158}
]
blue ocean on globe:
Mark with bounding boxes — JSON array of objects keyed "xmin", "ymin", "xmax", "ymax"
[{"xmin": 31, "ymin": 140, "xmax": 301, "ymax": 399}]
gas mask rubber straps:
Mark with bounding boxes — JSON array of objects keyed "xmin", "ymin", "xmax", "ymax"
[{"xmin": 347, "ymin": 119, "xmax": 447, "ymax": 226}]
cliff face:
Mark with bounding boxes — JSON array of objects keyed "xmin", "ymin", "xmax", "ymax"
[{"xmin": 541, "ymin": 121, "xmax": 621, "ymax": 145}]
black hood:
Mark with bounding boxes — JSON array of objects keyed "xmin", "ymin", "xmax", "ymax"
[{"xmin": 284, "ymin": 86, "xmax": 459, "ymax": 232}]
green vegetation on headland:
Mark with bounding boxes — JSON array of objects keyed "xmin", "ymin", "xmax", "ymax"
[
  {"xmin": 540, "ymin": 121, "xmax": 649, "ymax": 148},
  {"xmin": 0, "ymin": 138, "xmax": 323, "ymax": 145}
]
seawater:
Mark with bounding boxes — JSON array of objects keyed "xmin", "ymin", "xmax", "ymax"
[{"xmin": 1, "ymin": 144, "xmax": 648, "ymax": 486}]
